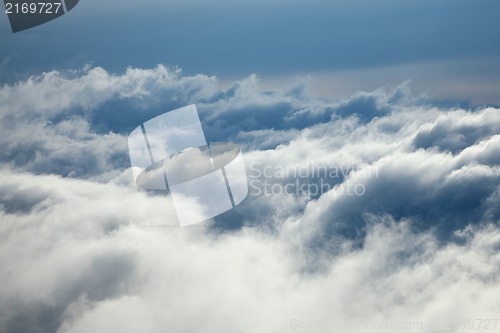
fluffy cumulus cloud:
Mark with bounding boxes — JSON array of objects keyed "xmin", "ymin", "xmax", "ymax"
[{"xmin": 1, "ymin": 66, "xmax": 500, "ymax": 333}]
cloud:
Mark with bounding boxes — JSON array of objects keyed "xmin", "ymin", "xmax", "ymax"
[
  {"xmin": 1, "ymin": 171, "xmax": 500, "ymax": 332},
  {"xmin": 0, "ymin": 65, "xmax": 217, "ymax": 117},
  {"xmin": 1, "ymin": 65, "xmax": 500, "ymax": 332},
  {"xmin": 413, "ymin": 108, "xmax": 500, "ymax": 153}
]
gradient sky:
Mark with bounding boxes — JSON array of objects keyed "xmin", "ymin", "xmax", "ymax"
[{"xmin": 1, "ymin": 0, "xmax": 500, "ymax": 101}]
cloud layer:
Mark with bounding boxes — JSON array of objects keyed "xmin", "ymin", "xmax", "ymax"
[{"xmin": 1, "ymin": 66, "xmax": 500, "ymax": 333}]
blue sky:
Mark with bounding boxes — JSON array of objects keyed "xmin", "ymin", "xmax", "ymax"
[{"xmin": 1, "ymin": 0, "xmax": 500, "ymax": 101}]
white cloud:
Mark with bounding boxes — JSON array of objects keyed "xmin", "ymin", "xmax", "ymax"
[
  {"xmin": 1, "ymin": 66, "xmax": 500, "ymax": 332},
  {"xmin": 1, "ymin": 171, "xmax": 500, "ymax": 333},
  {"xmin": 0, "ymin": 65, "xmax": 218, "ymax": 117}
]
